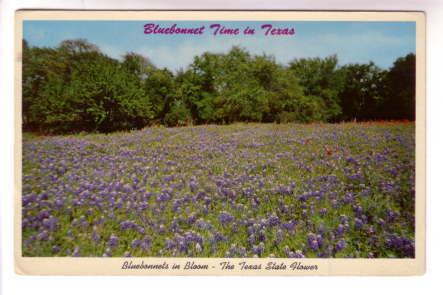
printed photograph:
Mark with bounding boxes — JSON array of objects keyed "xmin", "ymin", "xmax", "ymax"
[{"xmin": 21, "ymin": 19, "xmax": 416, "ymax": 259}]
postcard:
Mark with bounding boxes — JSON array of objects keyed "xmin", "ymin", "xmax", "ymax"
[{"xmin": 15, "ymin": 10, "xmax": 426, "ymax": 275}]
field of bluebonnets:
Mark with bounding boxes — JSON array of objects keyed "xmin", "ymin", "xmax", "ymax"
[{"xmin": 22, "ymin": 122, "xmax": 415, "ymax": 258}]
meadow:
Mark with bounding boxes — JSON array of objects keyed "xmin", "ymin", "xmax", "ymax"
[{"xmin": 22, "ymin": 122, "xmax": 415, "ymax": 258}]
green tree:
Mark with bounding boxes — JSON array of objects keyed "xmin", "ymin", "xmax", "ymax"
[
  {"xmin": 337, "ymin": 62, "xmax": 386, "ymax": 121},
  {"xmin": 289, "ymin": 55, "xmax": 343, "ymax": 121},
  {"xmin": 381, "ymin": 53, "xmax": 415, "ymax": 120},
  {"xmin": 144, "ymin": 68, "xmax": 176, "ymax": 122},
  {"xmin": 23, "ymin": 39, "xmax": 153, "ymax": 133},
  {"xmin": 212, "ymin": 47, "xmax": 269, "ymax": 123},
  {"xmin": 122, "ymin": 52, "xmax": 155, "ymax": 81},
  {"xmin": 163, "ymin": 100, "xmax": 192, "ymax": 127}
]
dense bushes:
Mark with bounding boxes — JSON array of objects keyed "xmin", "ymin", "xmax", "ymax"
[{"xmin": 22, "ymin": 39, "xmax": 416, "ymax": 134}]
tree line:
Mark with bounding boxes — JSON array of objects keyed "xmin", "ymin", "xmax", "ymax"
[{"xmin": 22, "ymin": 39, "xmax": 415, "ymax": 134}]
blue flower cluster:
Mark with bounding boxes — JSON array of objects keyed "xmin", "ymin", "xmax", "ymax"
[{"xmin": 22, "ymin": 123, "xmax": 415, "ymax": 258}]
